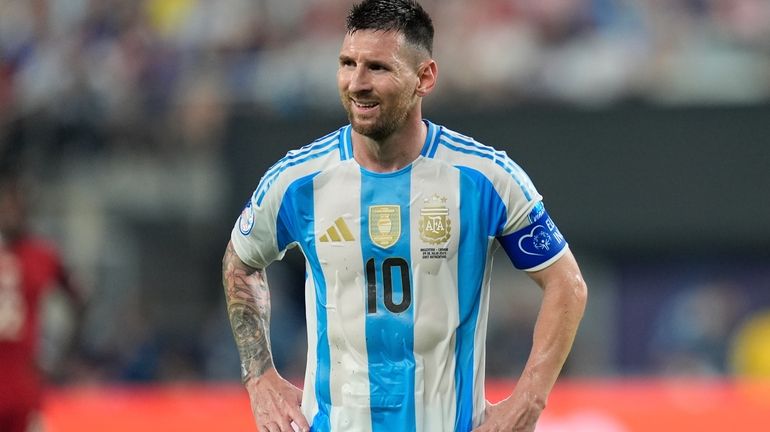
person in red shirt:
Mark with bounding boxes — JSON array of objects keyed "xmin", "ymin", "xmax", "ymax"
[{"xmin": 0, "ymin": 171, "xmax": 84, "ymax": 432}]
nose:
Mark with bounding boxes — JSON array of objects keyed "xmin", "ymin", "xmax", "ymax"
[{"xmin": 347, "ymin": 65, "xmax": 372, "ymax": 94}]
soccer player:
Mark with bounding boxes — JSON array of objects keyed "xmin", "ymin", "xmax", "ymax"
[
  {"xmin": 0, "ymin": 171, "xmax": 85, "ymax": 432},
  {"xmin": 222, "ymin": 1, "xmax": 588, "ymax": 431}
]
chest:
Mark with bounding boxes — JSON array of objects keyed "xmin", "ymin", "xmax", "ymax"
[{"xmin": 306, "ymin": 166, "xmax": 465, "ymax": 280}]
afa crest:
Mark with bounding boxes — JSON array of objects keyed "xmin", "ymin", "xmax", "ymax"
[
  {"xmin": 369, "ymin": 205, "xmax": 401, "ymax": 249},
  {"xmin": 419, "ymin": 194, "xmax": 451, "ymax": 244}
]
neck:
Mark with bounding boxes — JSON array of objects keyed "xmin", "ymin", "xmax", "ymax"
[{"xmin": 352, "ymin": 113, "xmax": 427, "ymax": 173}]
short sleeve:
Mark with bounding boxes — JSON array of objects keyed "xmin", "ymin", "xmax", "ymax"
[
  {"xmin": 491, "ymin": 155, "xmax": 569, "ymax": 272},
  {"xmin": 230, "ymin": 184, "xmax": 288, "ymax": 269}
]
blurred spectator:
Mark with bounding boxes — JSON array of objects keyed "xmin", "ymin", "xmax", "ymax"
[
  {"xmin": 0, "ymin": 170, "xmax": 86, "ymax": 432},
  {"xmin": 1, "ymin": 0, "xmax": 768, "ymax": 124},
  {"xmin": 649, "ymin": 282, "xmax": 748, "ymax": 375},
  {"xmin": 730, "ymin": 309, "xmax": 770, "ymax": 378}
]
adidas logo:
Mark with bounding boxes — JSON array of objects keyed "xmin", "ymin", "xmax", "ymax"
[{"xmin": 319, "ymin": 217, "xmax": 355, "ymax": 243}]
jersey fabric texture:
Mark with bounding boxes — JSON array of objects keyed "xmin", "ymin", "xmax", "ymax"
[{"xmin": 231, "ymin": 120, "xmax": 568, "ymax": 432}]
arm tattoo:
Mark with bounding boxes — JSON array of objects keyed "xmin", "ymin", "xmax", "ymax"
[{"xmin": 222, "ymin": 242, "xmax": 274, "ymax": 383}]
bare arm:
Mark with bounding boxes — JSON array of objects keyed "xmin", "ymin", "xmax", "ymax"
[
  {"xmin": 475, "ymin": 248, "xmax": 588, "ymax": 432},
  {"xmin": 222, "ymin": 241, "xmax": 309, "ymax": 432},
  {"xmin": 222, "ymin": 241, "xmax": 274, "ymax": 382}
]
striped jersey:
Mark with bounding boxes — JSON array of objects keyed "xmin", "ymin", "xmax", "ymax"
[{"xmin": 231, "ymin": 120, "xmax": 568, "ymax": 432}]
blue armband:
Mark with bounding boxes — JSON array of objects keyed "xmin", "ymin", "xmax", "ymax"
[{"xmin": 499, "ymin": 205, "xmax": 567, "ymax": 271}]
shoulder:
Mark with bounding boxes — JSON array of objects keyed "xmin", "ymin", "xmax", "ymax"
[
  {"xmin": 252, "ymin": 126, "xmax": 349, "ymax": 206},
  {"xmin": 430, "ymin": 124, "xmax": 520, "ymax": 177},
  {"xmin": 11, "ymin": 236, "xmax": 63, "ymax": 273},
  {"xmin": 270, "ymin": 127, "xmax": 345, "ymax": 179},
  {"xmin": 15, "ymin": 236, "xmax": 59, "ymax": 258},
  {"xmin": 426, "ymin": 122, "xmax": 540, "ymax": 202}
]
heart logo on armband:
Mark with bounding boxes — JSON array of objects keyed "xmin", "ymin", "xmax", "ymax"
[{"xmin": 518, "ymin": 225, "xmax": 553, "ymax": 257}]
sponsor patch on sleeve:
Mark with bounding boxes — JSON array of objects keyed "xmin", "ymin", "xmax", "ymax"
[{"xmin": 499, "ymin": 205, "xmax": 567, "ymax": 270}]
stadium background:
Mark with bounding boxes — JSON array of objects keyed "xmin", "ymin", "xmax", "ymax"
[{"xmin": 1, "ymin": 0, "xmax": 769, "ymax": 430}]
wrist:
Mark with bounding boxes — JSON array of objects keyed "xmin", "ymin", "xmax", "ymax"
[
  {"xmin": 510, "ymin": 382, "xmax": 549, "ymax": 412},
  {"xmin": 240, "ymin": 356, "xmax": 274, "ymax": 385}
]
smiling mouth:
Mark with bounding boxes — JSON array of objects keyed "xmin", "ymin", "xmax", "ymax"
[{"xmin": 352, "ymin": 100, "xmax": 379, "ymax": 110}]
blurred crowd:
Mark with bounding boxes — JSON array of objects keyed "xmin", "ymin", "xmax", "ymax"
[
  {"xmin": 2, "ymin": 0, "xmax": 770, "ymax": 127},
  {"xmin": 1, "ymin": 0, "xmax": 770, "ymax": 385}
]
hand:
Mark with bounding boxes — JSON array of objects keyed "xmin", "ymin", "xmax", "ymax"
[
  {"xmin": 245, "ymin": 368, "xmax": 310, "ymax": 432},
  {"xmin": 472, "ymin": 397, "xmax": 544, "ymax": 432}
]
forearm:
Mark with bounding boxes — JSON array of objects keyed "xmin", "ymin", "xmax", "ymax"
[
  {"xmin": 515, "ymin": 264, "xmax": 587, "ymax": 406},
  {"xmin": 222, "ymin": 241, "xmax": 274, "ymax": 383}
]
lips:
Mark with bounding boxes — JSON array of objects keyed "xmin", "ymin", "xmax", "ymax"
[{"xmin": 352, "ymin": 99, "xmax": 379, "ymax": 111}]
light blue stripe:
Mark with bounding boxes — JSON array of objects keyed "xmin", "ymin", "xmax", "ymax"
[
  {"xmin": 440, "ymin": 131, "xmax": 536, "ymax": 200},
  {"xmin": 342, "ymin": 125, "xmax": 354, "ymax": 160},
  {"xmin": 254, "ymin": 134, "xmax": 340, "ymax": 205},
  {"xmin": 428, "ymin": 128, "xmax": 442, "ymax": 158},
  {"xmin": 255, "ymin": 140, "xmax": 339, "ymax": 205},
  {"xmin": 277, "ymin": 172, "xmax": 330, "ymax": 432},
  {"xmin": 439, "ymin": 137, "xmax": 533, "ymax": 201},
  {"xmin": 360, "ymin": 167, "xmax": 416, "ymax": 432},
  {"xmin": 454, "ymin": 167, "xmax": 506, "ymax": 431},
  {"xmin": 420, "ymin": 120, "xmax": 439, "ymax": 157},
  {"xmin": 260, "ymin": 132, "xmax": 338, "ymax": 187},
  {"xmin": 441, "ymin": 131, "xmax": 529, "ymax": 182}
]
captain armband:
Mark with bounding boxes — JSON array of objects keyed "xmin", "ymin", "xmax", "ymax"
[{"xmin": 498, "ymin": 203, "xmax": 568, "ymax": 271}]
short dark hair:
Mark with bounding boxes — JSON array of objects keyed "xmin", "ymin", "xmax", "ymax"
[{"xmin": 346, "ymin": 0, "xmax": 434, "ymax": 56}]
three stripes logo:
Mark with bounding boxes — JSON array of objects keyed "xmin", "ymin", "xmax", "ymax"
[{"xmin": 319, "ymin": 217, "xmax": 355, "ymax": 243}]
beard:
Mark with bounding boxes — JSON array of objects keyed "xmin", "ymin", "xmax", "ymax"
[{"xmin": 341, "ymin": 91, "xmax": 416, "ymax": 141}]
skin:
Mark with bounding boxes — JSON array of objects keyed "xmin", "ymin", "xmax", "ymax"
[
  {"xmin": 222, "ymin": 242, "xmax": 309, "ymax": 432},
  {"xmin": 337, "ymin": 29, "xmax": 437, "ymax": 172},
  {"xmin": 473, "ymin": 250, "xmax": 587, "ymax": 432},
  {"xmin": 224, "ymin": 28, "xmax": 587, "ymax": 432}
]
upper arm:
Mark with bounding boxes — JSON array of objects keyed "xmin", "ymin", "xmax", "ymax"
[{"xmin": 527, "ymin": 248, "xmax": 587, "ymax": 303}]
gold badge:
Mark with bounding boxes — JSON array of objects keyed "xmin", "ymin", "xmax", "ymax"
[
  {"xmin": 419, "ymin": 194, "xmax": 451, "ymax": 244},
  {"xmin": 369, "ymin": 205, "xmax": 401, "ymax": 248}
]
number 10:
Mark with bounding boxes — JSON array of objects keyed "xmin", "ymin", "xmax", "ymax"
[{"xmin": 365, "ymin": 257, "xmax": 411, "ymax": 314}]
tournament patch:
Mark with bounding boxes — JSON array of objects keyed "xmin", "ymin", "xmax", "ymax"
[
  {"xmin": 239, "ymin": 200, "xmax": 255, "ymax": 236},
  {"xmin": 369, "ymin": 205, "xmax": 401, "ymax": 249},
  {"xmin": 499, "ymin": 206, "xmax": 567, "ymax": 270}
]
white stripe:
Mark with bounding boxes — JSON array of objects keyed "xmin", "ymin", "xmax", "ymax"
[
  {"xmin": 440, "ymin": 130, "xmax": 538, "ymax": 199},
  {"xmin": 445, "ymin": 144, "xmax": 542, "ymax": 234},
  {"xmin": 471, "ymin": 238, "xmax": 497, "ymax": 427},
  {"xmin": 313, "ymin": 164, "xmax": 372, "ymax": 432},
  {"xmin": 411, "ymin": 160, "xmax": 460, "ymax": 431},
  {"xmin": 301, "ymin": 262, "xmax": 320, "ymax": 423},
  {"xmin": 255, "ymin": 133, "xmax": 341, "ymax": 201}
]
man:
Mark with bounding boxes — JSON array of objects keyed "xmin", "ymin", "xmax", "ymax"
[
  {"xmin": 222, "ymin": 1, "xmax": 587, "ymax": 431},
  {"xmin": 0, "ymin": 171, "xmax": 85, "ymax": 432}
]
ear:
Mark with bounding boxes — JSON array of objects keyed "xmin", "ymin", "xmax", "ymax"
[{"xmin": 415, "ymin": 60, "xmax": 438, "ymax": 97}]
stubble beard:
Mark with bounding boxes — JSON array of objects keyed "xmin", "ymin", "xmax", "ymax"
[{"xmin": 343, "ymin": 92, "xmax": 416, "ymax": 142}]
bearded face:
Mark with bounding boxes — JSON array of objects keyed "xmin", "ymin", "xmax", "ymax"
[{"xmin": 337, "ymin": 30, "xmax": 421, "ymax": 141}]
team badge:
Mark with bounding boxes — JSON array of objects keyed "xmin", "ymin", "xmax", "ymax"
[
  {"xmin": 239, "ymin": 200, "xmax": 255, "ymax": 235},
  {"xmin": 419, "ymin": 194, "xmax": 451, "ymax": 244},
  {"xmin": 369, "ymin": 205, "xmax": 401, "ymax": 248}
]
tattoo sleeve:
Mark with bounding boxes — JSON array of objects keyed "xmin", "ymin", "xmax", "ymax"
[{"xmin": 222, "ymin": 241, "xmax": 274, "ymax": 384}]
